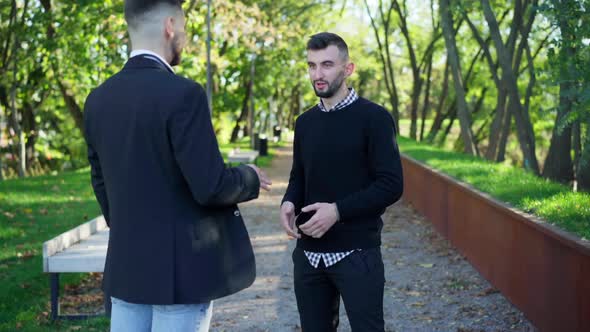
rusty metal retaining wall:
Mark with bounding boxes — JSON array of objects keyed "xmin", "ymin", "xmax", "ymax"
[{"xmin": 401, "ymin": 154, "xmax": 590, "ymax": 332}]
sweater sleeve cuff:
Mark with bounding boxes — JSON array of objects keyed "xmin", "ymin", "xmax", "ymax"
[{"xmin": 335, "ymin": 201, "xmax": 349, "ymax": 221}]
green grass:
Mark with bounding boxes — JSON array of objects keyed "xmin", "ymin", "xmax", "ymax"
[
  {"xmin": 0, "ymin": 142, "xmax": 280, "ymax": 331},
  {"xmin": 0, "ymin": 169, "xmax": 107, "ymax": 331},
  {"xmin": 398, "ymin": 136, "xmax": 590, "ymax": 240}
]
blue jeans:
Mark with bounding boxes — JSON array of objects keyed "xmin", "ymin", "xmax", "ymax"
[{"xmin": 110, "ymin": 297, "xmax": 213, "ymax": 332}]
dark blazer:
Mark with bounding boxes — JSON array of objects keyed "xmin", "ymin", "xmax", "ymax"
[{"xmin": 83, "ymin": 55, "xmax": 260, "ymax": 305}]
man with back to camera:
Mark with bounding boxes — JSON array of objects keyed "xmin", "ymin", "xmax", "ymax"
[
  {"xmin": 83, "ymin": 0, "xmax": 272, "ymax": 330},
  {"xmin": 280, "ymin": 32, "xmax": 404, "ymax": 331}
]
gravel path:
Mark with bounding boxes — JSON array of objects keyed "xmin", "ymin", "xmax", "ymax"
[{"xmin": 209, "ymin": 146, "xmax": 537, "ymax": 332}]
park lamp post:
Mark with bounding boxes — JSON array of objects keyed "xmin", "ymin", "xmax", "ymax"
[
  {"xmin": 248, "ymin": 53, "xmax": 257, "ymax": 150},
  {"xmin": 206, "ymin": 0, "xmax": 213, "ymax": 116}
]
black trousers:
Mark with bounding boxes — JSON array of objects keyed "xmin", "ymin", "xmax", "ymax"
[{"xmin": 292, "ymin": 247, "xmax": 385, "ymax": 332}]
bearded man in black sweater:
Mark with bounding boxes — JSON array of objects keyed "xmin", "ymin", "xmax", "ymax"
[{"xmin": 280, "ymin": 32, "xmax": 404, "ymax": 331}]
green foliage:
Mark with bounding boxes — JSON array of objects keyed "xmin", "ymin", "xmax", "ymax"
[
  {"xmin": 541, "ymin": 0, "xmax": 590, "ymax": 126},
  {"xmin": 0, "ymin": 0, "xmax": 330, "ymax": 178},
  {"xmin": 0, "ymin": 170, "xmax": 106, "ymax": 331},
  {"xmin": 399, "ymin": 136, "xmax": 590, "ymax": 239}
]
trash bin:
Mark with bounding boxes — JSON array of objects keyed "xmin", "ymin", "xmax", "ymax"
[
  {"xmin": 273, "ymin": 126, "xmax": 282, "ymax": 142},
  {"xmin": 258, "ymin": 137, "xmax": 268, "ymax": 156},
  {"xmin": 253, "ymin": 133, "xmax": 260, "ymax": 151}
]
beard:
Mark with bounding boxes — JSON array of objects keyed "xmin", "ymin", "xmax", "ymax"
[
  {"xmin": 312, "ymin": 69, "xmax": 346, "ymax": 98},
  {"xmin": 169, "ymin": 33, "xmax": 184, "ymax": 66}
]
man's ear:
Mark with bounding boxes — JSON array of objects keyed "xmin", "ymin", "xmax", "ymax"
[
  {"xmin": 164, "ymin": 16, "xmax": 175, "ymax": 39},
  {"xmin": 345, "ymin": 62, "xmax": 355, "ymax": 78}
]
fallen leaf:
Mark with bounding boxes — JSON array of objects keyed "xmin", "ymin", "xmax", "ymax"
[
  {"xmin": 407, "ymin": 291, "xmax": 422, "ymax": 297},
  {"xmin": 40, "ymin": 208, "xmax": 48, "ymax": 215},
  {"xmin": 23, "ymin": 208, "xmax": 33, "ymax": 214},
  {"xmin": 477, "ymin": 287, "xmax": 500, "ymax": 297},
  {"xmin": 411, "ymin": 302, "xmax": 426, "ymax": 307},
  {"xmin": 419, "ymin": 263, "xmax": 434, "ymax": 268},
  {"xmin": 16, "ymin": 251, "xmax": 35, "ymax": 259},
  {"xmin": 3, "ymin": 212, "xmax": 15, "ymax": 219}
]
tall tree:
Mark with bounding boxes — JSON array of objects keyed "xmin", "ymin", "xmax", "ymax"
[
  {"xmin": 481, "ymin": 0, "xmax": 540, "ymax": 174},
  {"xmin": 440, "ymin": 0, "xmax": 477, "ymax": 155},
  {"xmin": 542, "ymin": 0, "xmax": 583, "ymax": 183},
  {"xmin": 364, "ymin": 0, "xmax": 400, "ymax": 129}
]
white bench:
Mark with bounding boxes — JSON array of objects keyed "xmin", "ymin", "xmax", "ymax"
[
  {"xmin": 43, "ymin": 216, "xmax": 109, "ymax": 320},
  {"xmin": 227, "ymin": 150, "xmax": 259, "ymax": 166}
]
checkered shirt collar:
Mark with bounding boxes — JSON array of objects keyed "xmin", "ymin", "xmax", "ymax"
[{"xmin": 318, "ymin": 88, "xmax": 359, "ymax": 112}]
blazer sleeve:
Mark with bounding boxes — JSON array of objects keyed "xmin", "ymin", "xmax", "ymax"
[
  {"xmin": 168, "ymin": 83, "xmax": 260, "ymax": 207},
  {"xmin": 84, "ymin": 96, "xmax": 111, "ymax": 226}
]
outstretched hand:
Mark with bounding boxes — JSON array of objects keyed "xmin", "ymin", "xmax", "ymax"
[
  {"xmin": 247, "ymin": 164, "xmax": 272, "ymax": 191},
  {"xmin": 299, "ymin": 202, "xmax": 339, "ymax": 239}
]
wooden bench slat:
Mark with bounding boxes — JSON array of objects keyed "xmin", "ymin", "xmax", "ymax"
[
  {"xmin": 45, "ymin": 229, "xmax": 108, "ymax": 273},
  {"xmin": 227, "ymin": 150, "xmax": 259, "ymax": 163},
  {"xmin": 43, "ymin": 216, "xmax": 107, "ymax": 272}
]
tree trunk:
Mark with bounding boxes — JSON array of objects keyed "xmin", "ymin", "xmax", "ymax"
[
  {"xmin": 572, "ymin": 120, "xmax": 581, "ymax": 184},
  {"xmin": 248, "ymin": 57, "xmax": 256, "ymax": 149},
  {"xmin": 543, "ymin": 80, "xmax": 574, "ymax": 183},
  {"xmin": 392, "ymin": 0, "xmax": 422, "ymax": 140},
  {"xmin": 427, "ymin": 60, "xmax": 449, "ymax": 142},
  {"xmin": 487, "ymin": 88, "xmax": 508, "ymax": 160},
  {"xmin": 543, "ymin": 2, "xmax": 575, "ymax": 183},
  {"xmin": 56, "ymin": 79, "xmax": 85, "ymax": 136},
  {"xmin": 440, "ymin": 107, "xmax": 457, "ymax": 146},
  {"xmin": 41, "ymin": 0, "xmax": 85, "ymax": 137},
  {"xmin": 481, "ymin": 0, "xmax": 540, "ymax": 174},
  {"xmin": 454, "ymin": 88, "xmax": 487, "ymax": 154},
  {"xmin": 420, "ymin": 56, "xmax": 433, "ymax": 141},
  {"xmin": 23, "ymin": 102, "xmax": 36, "ymax": 170},
  {"xmin": 440, "ymin": 0, "xmax": 477, "ymax": 155},
  {"xmin": 577, "ymin": 122, "xmax": 590, "ymax": 191},
  {"xmin": 286, "ymin": 85, "xmax": 301, "ymax": 130},
  {"xmin": 363, "ymin": 0, "xmax": 399, "ymax": 128},
  {"xmin": 497, "ymin": 111, "xmax": 512, "ymax": 163},
  {"xmin": 11, "ymin": 77, "xmax": 25, "ymax": 178},
  {"xmin": 474, "ymin": 109, "xmax": 496, "ymax": 145},
  {"xmin": 463, "ymin": 6, "xmax": 514, "ymax": 161},
  {"xmin": 230, "ymin": 74, "xmax": 253, "ymax": 143}
]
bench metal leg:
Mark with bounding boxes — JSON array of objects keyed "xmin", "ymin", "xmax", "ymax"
[
  {"xmin": 49, "ymin": 273, "xmax": 108, "ymax": 320},
  {"xmin": 104, "ymin": 289, "xmax": 112, "ymax": 318},
  {"xmin": 50, "ymin": 273, "xmax": 60, "ymax": 321}
]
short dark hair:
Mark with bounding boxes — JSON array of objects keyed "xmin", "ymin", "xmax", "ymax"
[
  {"xmin": 307, "ymin": 32, "xmax": 349, "ymax": 60},
  {"xmin": 124, "ymin": 0, "xmax": 184, "ymax": 26}
]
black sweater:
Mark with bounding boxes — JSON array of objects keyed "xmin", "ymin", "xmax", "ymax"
[{"xmin": 282, "ymin": 97, "xmax": 404, "ymax": 252}]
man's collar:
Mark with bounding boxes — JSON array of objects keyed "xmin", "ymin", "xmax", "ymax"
[
  {"xmin": 318, "ymin": 88, "xmax": 358, "ymax": 112},
  {"xmin": 130, "ymin": 49, "xmax": 175, "ymax": 73}
]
